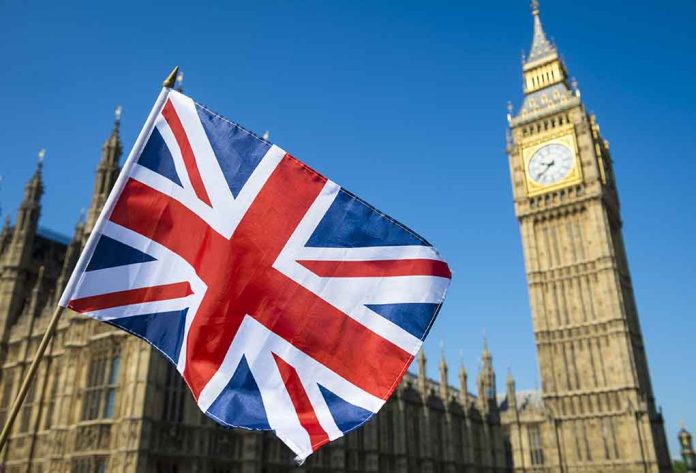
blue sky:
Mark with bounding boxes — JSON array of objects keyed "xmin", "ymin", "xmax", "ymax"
[{"xmin": 1, "ymin": 0, "xmax": 695, "ymax": 457}]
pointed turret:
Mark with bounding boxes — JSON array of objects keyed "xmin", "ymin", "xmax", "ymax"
[
  {"xmin": 458, "ymin": 359, "xmax": 468, "ymax": 406},
  {"xmin": 10, "ymin": 151, "xmax": 44, "ymax": 258},
  {"xmin": 526, "ymin": 0, "xmax": 556, "ymax": 65},
  {"xmin": 0, "ymin": 215, "xmax": 10, "ymax": 255},
  {"xmin": 439, "ymin": 349, "xmax": 449, "ymax": 401},
  {"xmin": 506, "ymin": 369, "xmax": 517, "ymax": 411},
  {"xmin": 679, "ymin": 423, "xmax": 696, "ymax": 472},
  {"xmin": 85, "ymin": 106, "xmax": 122, "ymax": 235},
  {"xmin": 477, "ymin": 336, "xmax": 497, "ymax": 411},
  {"xmin": 0, "ymin": 152, "xmax": 45, "ymax": 339},
  {"xmin": 512, "ymin": 0, "xmax": 577, "ymax": 124},
  {"xmin": 417, "ymin": 348, "xmax": 427, "ymax": 397}
]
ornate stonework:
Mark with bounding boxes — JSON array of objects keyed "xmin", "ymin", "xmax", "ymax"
[
  {"xmin": 0, "ymin": 6, "xmax": 673, "ymax": 471},
  {"xmin": 501, "ymin": 4, "xmax": 671, "ymax": 472}
]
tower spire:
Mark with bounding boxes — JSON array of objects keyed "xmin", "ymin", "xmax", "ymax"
[
  {"xmin": 513, "ymin": 0, "xmax": 574, "ymax": 120},
  {"xmin": 506, "ymin": 368, "xmax": 517, "ymax": 410},
  {"xmin": 85, "ymin": 106, "xmax": 122, "ymax": 235},
  {"xmin": 439, "ymin": 342, "xmax": 449, "ymax": 401},
  {"xmin": 477, "ymin": 336, "xmax": 496, "ymax": 410},
  {"xmin": 527, "ymin": 0, "xmax": 556, "ymax": 64},
  {"xmin": 417, "ymin": 348, "xmax": 427, "ymax": 397},
  {"xmin": 25, "ymin": 151, "xmax": 44, "ymax": 204},
  {"xmin": 0, "ymin": 152, "xmax": 45, "ymax": 333},
  {"xmin": 458, "ymin": 352, "xmax": 468, "ymax": 406},
  {"xmin": 13, "ymin": 151, "xmax": 44, "ymax": 239}
]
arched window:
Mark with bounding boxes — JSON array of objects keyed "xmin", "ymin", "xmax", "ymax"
[
  {"xmin": 527, "ymin": 424, "xmax": 544, "ymax": 465},
  {"xmin": 82, "ymin": 346, "xmax": 121, "ymax": 420},
  {"xmin": 44, "ymin": 365, "xmax": 62, "ymax": 429}
]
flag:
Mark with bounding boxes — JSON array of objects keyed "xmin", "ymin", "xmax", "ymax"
[{"xmin": 60, "ymin": 88, "xmax": 451, "ymax": 461}]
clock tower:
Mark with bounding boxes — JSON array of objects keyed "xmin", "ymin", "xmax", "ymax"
[{"xmin": 504, "ymin": 2, "xmax": 671, "ymax": 471}]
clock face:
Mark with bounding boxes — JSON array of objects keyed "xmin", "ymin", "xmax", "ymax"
[{"xmin": 527, "ymin": 143, "xmax": 575, "ymax": 186}]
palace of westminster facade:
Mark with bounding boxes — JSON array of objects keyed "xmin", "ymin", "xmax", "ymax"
[{"xmin": 0, "ymin": 4, "xmax": 673, "ymax": 473}]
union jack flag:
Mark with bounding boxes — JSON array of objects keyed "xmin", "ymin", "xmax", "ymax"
[{"xmin": 60, "ymin": 89, "xmax": 451, "ymax": 460}]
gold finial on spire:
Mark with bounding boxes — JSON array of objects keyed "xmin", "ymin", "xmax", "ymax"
[
  {"xmin": 37, "ymin": 149, "xmax": 46, "ymax": 164},
  {"xmin": 114, "ymin": 105, "xmax": 122, "ymax": 124},
  {"xmin": 531, "ymin": 0, "xmax": 540, "ymax": 16},
  {"xmin": 163, "ymin": 66, "xmax": 180, "ymax": 89},
  {"xmin": 262, "ymin": 131, "xmax": 270, "ymax": 141}
]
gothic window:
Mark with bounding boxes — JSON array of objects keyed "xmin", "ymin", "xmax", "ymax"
[
  {"xmin": 82, "ymin": 347, "xmax": 121, "ymax": 420},
  {"xmin": 527, "ymin": 425, "xmax": 544, "ymax": 465},
  {"xmin": 406, "ymin": 405, "xmax": 420, "ymax": 458},
  {"xmin": 162, "ymin": 363, "xmax": 187, "ymax": 423},
  {"xmin": 72, "ymin": 456, "xmax": 106, "ymax": 473},
  {"xmin": 0, "ymin": 369, "xmax": 15, "ymax": 427},
  {"xmin": 43, "ymin": 365, "xmax": 62, "ymax": 429},
  {"xmin": 18, "ymin": 381, "xmax": 36, "ymax": 432},
  {"xmin": 503, "ymin": 437, "xmax": 513, "ymax": 469}
]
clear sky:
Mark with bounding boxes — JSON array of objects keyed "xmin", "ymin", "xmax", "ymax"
[{"xmin": 1, "ymin": 0, "xmax": 694, "ymax": 457}]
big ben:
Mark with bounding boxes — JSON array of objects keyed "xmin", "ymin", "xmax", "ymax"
[{"xmin": 503, "ymin": 2, "xmax": 672, "ymax": 472}]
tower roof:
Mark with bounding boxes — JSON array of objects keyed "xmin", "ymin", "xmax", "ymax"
[
  {"xmin": 104, "ymin": 105, "xmax": 123, "ymax": 151},
  {"xmin": 23, "ymin": 150, "xmax": 45, "ymax": 205},
  {"xmin": 526, "ymin": 0, "xmax": 557, "ymax": 66}
]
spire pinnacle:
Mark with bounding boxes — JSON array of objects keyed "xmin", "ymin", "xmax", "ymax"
[
  {"xmin": 262, "ymin": 130, "xmax": 270, "ymax": 141},
  {"xmin": 114, "ymin": 105, "xmax": 122, "ymax": 129},
  {"xmin": 482, "ymin": 329, "xmax": 490, "ymax": 357},
  {"xmin": 526, "ymin": 0, "xmax": 556, "ymax": 64},
  {"xmin": 27, "ymin": 150, "xmax": 44, "ymax": 195}
]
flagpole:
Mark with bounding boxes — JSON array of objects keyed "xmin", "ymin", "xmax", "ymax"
[
  {"xmin": 0, "ymin": 305, "xmax": 64, "ymax": 451},
  {"xmin": 58, "ymin": 67, "xmax": 177, "ymax": 308},
  {"xmin": 0, "ymin": 67, "xmax": 179, "ymax": 453}
]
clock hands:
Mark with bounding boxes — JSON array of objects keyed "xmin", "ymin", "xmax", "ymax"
[{"xmin": 537, "ymin": 159, "xmax": 555, "ymax": 178}]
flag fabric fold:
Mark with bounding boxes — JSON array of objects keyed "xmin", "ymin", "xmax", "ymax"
[{"xmin": 60, "ymin": 88, "xmax": 451, "ymax": 461}]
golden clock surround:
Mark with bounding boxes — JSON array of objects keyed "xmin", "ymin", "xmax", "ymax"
[{"xmin": 521, "ymin": 128, "xmax": 582, "ymax": 196}]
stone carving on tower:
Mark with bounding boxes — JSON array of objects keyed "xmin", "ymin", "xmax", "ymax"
[{"xmin": 501, "ymin": 2, "xmax": 672, "ymax": 472}]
